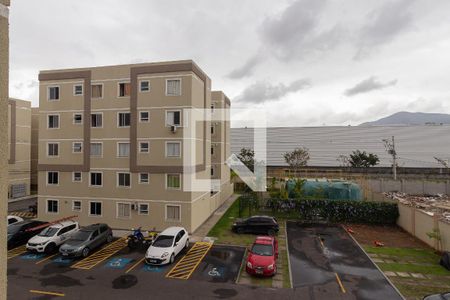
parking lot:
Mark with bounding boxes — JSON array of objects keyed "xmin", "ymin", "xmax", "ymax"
[
  {"xmin": 7, "ymin": 238, "xmax": 296, "ymax": 299},
  {"xmin": 7, "ymin": 217, "xmax": 408, "ymax": 299},
  {"xmin": 286, "ymin": 222, "xmax": 404, "ymax": 300}
]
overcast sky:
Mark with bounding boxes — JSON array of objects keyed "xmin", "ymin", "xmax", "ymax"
[{"xmin": 9, "ymin": 0, "xmax": 450, "ymax": 126}]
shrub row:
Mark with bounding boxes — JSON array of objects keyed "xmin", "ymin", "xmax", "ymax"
[{"xmin": 268, "ymin": 198, "xmax": 399, "ymax": 224}]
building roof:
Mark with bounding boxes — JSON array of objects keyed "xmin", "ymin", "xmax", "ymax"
[{"xmin": 231, "ymin": 126, "xmax": 450, "ymax": 168}]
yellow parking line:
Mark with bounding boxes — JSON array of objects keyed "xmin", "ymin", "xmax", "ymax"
[
  {"xmin": 7, "ymin": 245, "xmax": 27, "ymax": 260},
  {"xmin": 125, "ymin": 257, "xmax": 145, "ymax": 274},
  {"xmin": 36, "ymin": 253, "xmax": 58, "ymax": 265},
  {"xmin": 166, "ymin": 242, "xmax": 212, "ymax": 280},
  {"xmin": 335, "ymin": 272, "xmax": 346, "ymax": 293},
  {"xmin": 30, "ymin": 289, "xmax": 65, "ymax": 297},
  {"xmin": 71, "ymin": 237, "xmax": 127, "ymax": 270}
]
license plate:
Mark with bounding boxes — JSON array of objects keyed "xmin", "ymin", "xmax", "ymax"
[
  {"xmin": 256, "ymin": 270, "xmax": 263, "ymax": 274},
  {"xmin": 62, "ymin": 253, "xmax": 68, "ymax": 256},
  {"xmin": 149, "ymin": 259, "xmax": 157, "ymax": 263}
]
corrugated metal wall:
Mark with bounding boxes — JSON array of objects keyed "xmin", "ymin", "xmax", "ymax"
[{"xmin": 231, "ymin": 126, "xmax": 450, "ymax": 167}]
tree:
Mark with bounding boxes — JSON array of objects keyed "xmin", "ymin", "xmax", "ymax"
[
  {"xmin": 337, "ymin": 155, "xmax": 350, "ymax": 167},
  {"xmin": 348, "ymin": 150, "xmax": 380, "ymax": 167},
  {"xmin": 283, "ymin": 147, "xmax": 310, "ymax": 176},
  {"xmin": 237, "ymin": 148, "xmax": 255, "ymax": 172}
]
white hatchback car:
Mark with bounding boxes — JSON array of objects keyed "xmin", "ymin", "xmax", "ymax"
[
  {"xmin": 145, "ymin": 226, "xmax": 189, "ymax": 265},
  {"xmin": 27, "ymin": 220, "xmax": 79, "ymax": 253}
]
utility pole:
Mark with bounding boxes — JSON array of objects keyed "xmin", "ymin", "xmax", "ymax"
[{"xmin": 383, "ymin": 136, "xmax": 397, "ymax": 180}]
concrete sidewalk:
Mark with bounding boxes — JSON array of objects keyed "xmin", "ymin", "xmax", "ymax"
[{"xmin": 190, "ymin": 194, "xmax": 239, "ymax": 243}]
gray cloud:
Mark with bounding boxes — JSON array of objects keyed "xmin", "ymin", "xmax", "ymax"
[
  {"xmin": 235, "ymin": 78, "xmax": 311, "ymax": 103},
  {"xmin": 259, "ymin": 0, "xmax": 345, "ymax": 61},
  {"xmin": 355, "ymin": 0, "xmax": 416, "ymax": 59},
  {"xmin": 344, "ymin": 76, "xmax": 397, "ymax": 97},
  {"xmin": 227, "ymin": 54, "xmax": 263, "ymax": 79}
]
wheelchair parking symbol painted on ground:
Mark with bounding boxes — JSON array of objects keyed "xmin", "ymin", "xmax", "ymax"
[
  {"xmin": 208, "ymin": 267, "xmax": 225, "ymax": 278},
  {"xmin": 142, "ymin": 265, "xmax": 164, "ymax": 273},
  {"xmin": 106, "ymin": 258, "xmax": 133, "ymax": 269},
  {"xmin": 20, "ymin": 253, "xmax": 46, "ymax": 260},
  {"xmin": 53, "ymin": 256, "xmax": 75, "ymax": 264}
]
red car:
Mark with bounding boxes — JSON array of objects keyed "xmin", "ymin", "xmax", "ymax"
[{"xmin": 246, "ymin": 236, "xmax": 278, "ymax": 276}]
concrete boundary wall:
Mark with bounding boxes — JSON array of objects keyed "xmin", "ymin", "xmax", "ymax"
[
  {"xmin": 397, "ymin": 202, "xmax": 450, "ymax": 251},
  {"xmin": 367, "ymin": 179, "xmax": 450, "ymax": 195}
]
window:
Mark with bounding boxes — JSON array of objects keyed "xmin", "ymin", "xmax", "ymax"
[
  {"xmin": 74, "ymin": 84, "xmax": 83, "ymax": 96},
  {"xmin": 166, "ymin": 205, "xmax": 180, "ymax": 221},
  {"xmin": 47, "ymin": 171, "xmax": 59, "ymax": 185},
  {"xmin": 166, "ymin": 174, "xmax": 181, "ymax": 189},
  {"xmin": 47, "ymin": 143, "xmax": 59, "ymax": 157},
  {"xmin": 117, "ymin": 143, "xmax": 130, "ymax": 157},
  {"xmin": 166, "ymin": 111, "xmax": 181, "ymax": 126},
  {"xmin": 139, "ymin": 173, "xmax": 149, "ymax": 184},
  {"xmin": 211, "ymin": 125, "xmax": 215, "ymax": 135},
  {"xmin": 73, "ymin": 114, "xmax": 82, "ymax": 124},
  {"xmin": 47, "ymin": 200, "xmax": 58, "ymax": 213},
  {"xmin": 118, "ymin": 112, "xmax": 130, "ymax": 127},
  {"xmin": 166, "ymin": 79, "xmax": 181, "ymax": 96},
  {"xmin": 138, "ymin": 203, "xmax": 149, "ymax": 215},
  {"xmin": 140, "ymin": 111, "xmax": 149, "ymax": 122},
  {"xmin": 117, "ymin": 173, "xmax": 131, "ymax": 187},
  {"xmin": 211, "ymin": 167, "xmax": 214, "ymax": 177},
  {"xmin": 211, "ymin": 146, "xmax": 214, "ymax": 155},
  {"xmin": 73, "ymin": 142, "xmax": 83, "ymax": 153},
  {"xmin": 91, "ymin": 84, "xmax": 103, "ymax": 98},
  {"xmin": 90, "ymin": 143, "xmax": 102, "ymax": 157},
  {"xmin": 90, "ymin": 172, "xmax": 102, "ymax": 186},
  {"xmin": 211, "ymin": 103, "xmax": 215, "ymax": 112},
  {"xmin": 90, "ymin": 202, "xmax": 102, "ymax": 216},
  {"xmin": 48, "ymin": 86, "xmax": 60, "ymax": 101},
  {"xmin": 166, "ymin": 142, "xmax": 181, "ymax": 157},
  {"xmin": 73, "ymin": 200, "xmax": 81, "ymax": 212},
  {"xmin": 118, "ymin": 82, "xmax": 131, "ymax": 97},
  {"xmin": 139, "ymin": 142, "xmax": 149, "ymax": 153},
  {"xmin": 91, "ymin": 113, "xmax": 102, "ymax": 128},
  {"xmin": 117, "ymin": 203, "xmax": 131, "ymax": 218},
  {"xmin": 73, "ymin": 172, "xmax": 82, "ymax": 182},
  {"xmin": 48, "ymin": 115, "xmax": 59, "ymax": 129},
  {"xmin": 140, "ymin": 80, "xmax": 150, "ymax": 92}
]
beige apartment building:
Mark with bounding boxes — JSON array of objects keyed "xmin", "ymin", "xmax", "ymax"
[
  {"xmin": 8, "ymin": 98, "xmax": 32, "ymax": 199},
  {"xmin": 37, "ymin": 60, "xmax": 233, "ymax": 232}
]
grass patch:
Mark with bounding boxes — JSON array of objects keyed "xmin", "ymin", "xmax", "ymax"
[
  {"xmin": 364, "ymin": 246, "xmax": 440, "ymax": 264},
  {"xmin": 390, "ymin": 278, "xmax": 450, "ymax": 299},
  {"xmin": 378, "ymin": 262, "xmax": 450, "ymax": 276}
]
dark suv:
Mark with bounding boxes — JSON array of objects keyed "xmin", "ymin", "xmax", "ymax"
[
  {"xmin": 59, "ymin": 223, "xmax": 113, "ymax": 257},
  {"xmin": 232, "ymin": 216, "xmax": 279, "ymax": 236}
]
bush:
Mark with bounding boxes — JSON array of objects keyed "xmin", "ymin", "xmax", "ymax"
[{"xmin": 269, "ymin": 198, "xmax": 399, "ymax": 224}]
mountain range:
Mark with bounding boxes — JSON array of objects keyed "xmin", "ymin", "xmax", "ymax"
[{"xmin": 360, "ymin": 111, "xmax": 450, "ymax": 126}]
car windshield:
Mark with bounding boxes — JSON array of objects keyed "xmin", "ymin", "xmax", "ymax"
[
  {"xmin": 152, "ymin": 235, "xmax": 174, "ymax": 248},
  {"xmin": 70, "ymin": 230, "xmax": 91, "ymax": 241},
  {"xmin": 38, "ymin": 227, "xmax": 59, "ymax": 237},
  {"xmin": 251, "ymin": 244, "xmax": 273, "ymax": 256}
]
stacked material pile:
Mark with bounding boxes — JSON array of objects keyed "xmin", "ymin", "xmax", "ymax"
[{"xmin": 384, "ymin": 192, "xmax": 450, "ymax": 223}]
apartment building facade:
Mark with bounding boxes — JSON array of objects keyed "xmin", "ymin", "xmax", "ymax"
[
  {"xmin": 8, "ymin": 98, "xmax": 32, "ymax": 198},
  {"xmin": 31, "ymin": 107, "xmax": 39, "ymax": 192},
  {"xmin": 37, "ymin": 60, "xmax": 233, "ymax": 232}
]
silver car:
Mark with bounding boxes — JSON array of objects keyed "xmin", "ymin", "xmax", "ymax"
[{"xmin": 59, "ymin": 223, "xmax": 113, "ymax": 258}]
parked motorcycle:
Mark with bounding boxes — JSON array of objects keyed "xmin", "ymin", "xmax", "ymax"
[{"xmin": 127, "ymin": 227, "xmax": 153, "ymax": 250}]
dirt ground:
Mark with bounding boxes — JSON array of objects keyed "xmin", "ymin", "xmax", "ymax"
[{"xmin": 344, "ymin": 224, "xmax": 433, "ymax": 249}]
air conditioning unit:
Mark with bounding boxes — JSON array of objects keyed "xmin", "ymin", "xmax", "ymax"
[
  {"xmin": 170, "ymin": 125, "xmax": 177, "ymax": 133},
  {"xmin": 131, "ymin": 204, "xmax": 138, "ymax": 211}
]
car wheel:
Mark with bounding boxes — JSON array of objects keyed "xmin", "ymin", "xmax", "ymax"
[
  {"xmin": 82, "ymin": 247, "xmax": 90, "ymax": 258},
  {"xmin": 268, "ymin": 229, "xmax": 276, "ymax": 236},
  {"xmin": 45, "ymin": 243, "xmax": 56, "ymax": 253},
  {"xmin": 169, "ymin": 253, "xmax": 175, "ymax": 264},
  {"xmin": 185, "ymin": 239, "xmax": 189, "ymax": 249},
  {"xmin": 106, "ymin": 234, "xmax": 113, "ymax": 243},
  {"xmin": 236, "ymin": 228, "xmax": 244, "ymax": 234}
]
